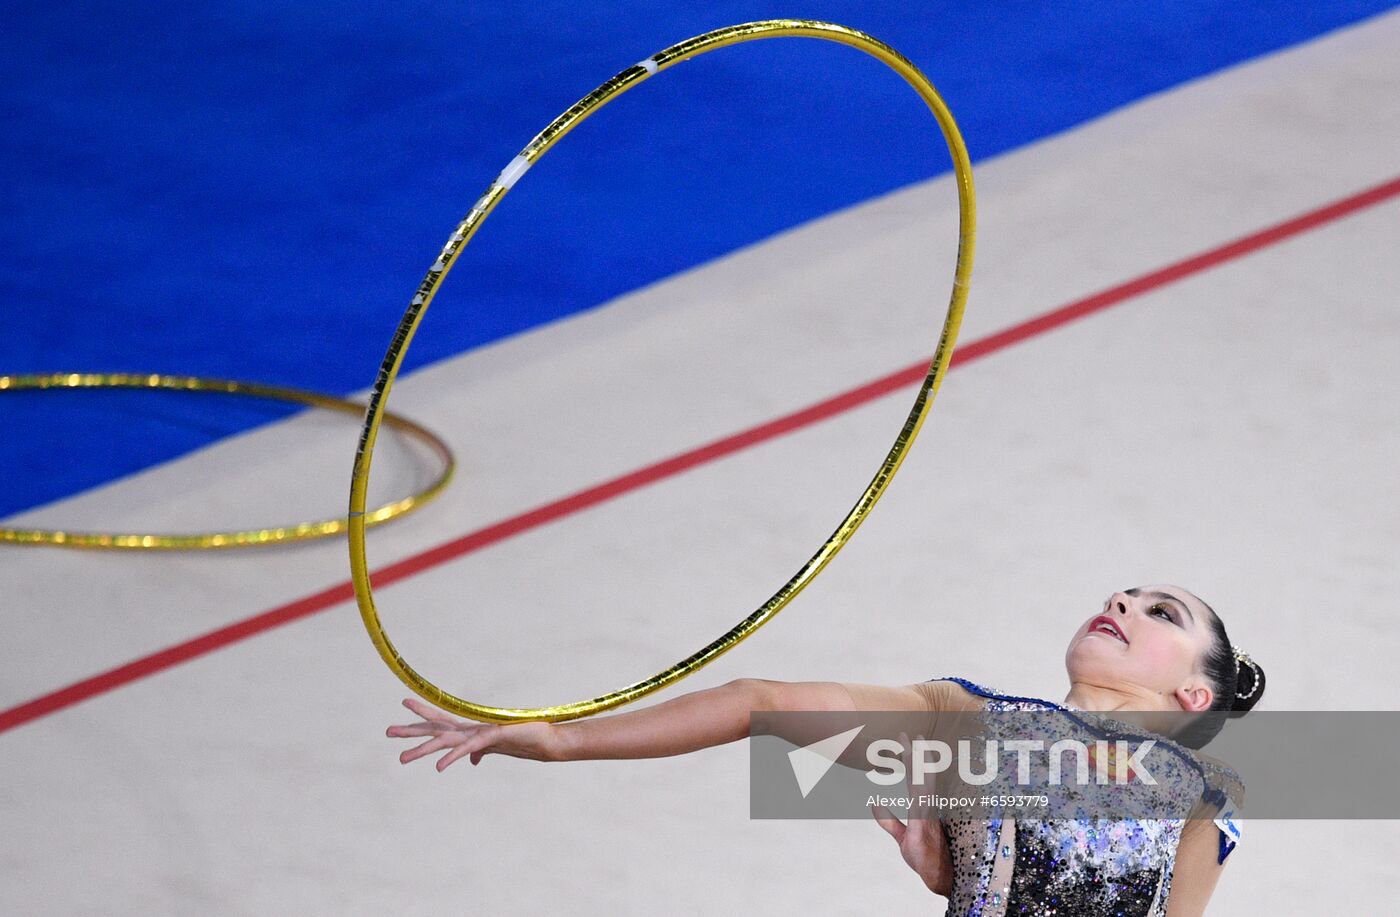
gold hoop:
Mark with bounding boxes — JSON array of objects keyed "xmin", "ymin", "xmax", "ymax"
[
  {"xmin": 1, "ymin": 372, "xmax": 455, "ymax": 549},
  {"xmin": 349, "ymin": 20, "xmax": 976, "ymax": 722}
]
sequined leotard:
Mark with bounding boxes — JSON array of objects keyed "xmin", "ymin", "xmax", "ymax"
[{"xmin": 923, "ymin": 677, "xmax": 1240, "ymax": 917}]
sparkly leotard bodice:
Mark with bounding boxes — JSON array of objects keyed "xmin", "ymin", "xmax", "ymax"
[{"xmin": 926, "ymin": 678, "xmax": 1240, "ymax": 917}]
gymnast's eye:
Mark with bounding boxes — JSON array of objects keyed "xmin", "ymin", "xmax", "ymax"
[{"xmin": 1149, "ymin": 604, "xmax": 1175, "ymax": 622}]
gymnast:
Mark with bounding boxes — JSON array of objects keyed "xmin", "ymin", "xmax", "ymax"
[{"xmin": 387, "ymin": 583, "xmax": 1263, "ymax": 915}]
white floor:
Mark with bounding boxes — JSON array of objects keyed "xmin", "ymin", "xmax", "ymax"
[{"xmin": 4, "ymin": 10, "xmax": 1400, "ymax": 914}]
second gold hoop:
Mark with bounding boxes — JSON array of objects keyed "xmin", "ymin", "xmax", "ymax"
[{"xmin": 1, "ymin": 372, "xmax": 455, "ymax": 549}]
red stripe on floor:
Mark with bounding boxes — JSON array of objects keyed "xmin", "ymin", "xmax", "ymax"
[{"xmin": 4, "ymin": 172, "xmax": 1399, "ymax": 734}]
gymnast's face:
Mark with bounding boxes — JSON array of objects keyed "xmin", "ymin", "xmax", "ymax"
[{"xmin": 1064, "ymin": 584, "xmax": 1217, "ymax": 711}]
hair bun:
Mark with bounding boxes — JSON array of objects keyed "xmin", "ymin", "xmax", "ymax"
[{"xmin": 1231, "ymin": 646, "xmax": 1265, "ymax": 714}]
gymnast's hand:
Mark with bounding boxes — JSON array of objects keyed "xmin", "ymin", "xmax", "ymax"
[
  {"xmin": 387, "ymin": 697, "xmax": 563, "ymax": 770},
  {"xmin": 869, "ymin": 732, "xmax": 954, "ymax": 898}
]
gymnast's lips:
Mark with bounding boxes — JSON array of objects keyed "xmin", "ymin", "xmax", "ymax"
[{"xmin": 1087, "ymin": 615, "xmax": 1129, "ymax": 645}]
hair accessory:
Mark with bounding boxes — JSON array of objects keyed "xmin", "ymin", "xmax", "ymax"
[{"xmin": 1232, "ymin": 645, "xmax": 1260, "ymax": 701}]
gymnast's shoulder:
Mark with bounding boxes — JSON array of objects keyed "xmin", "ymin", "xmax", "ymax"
[
  {"xmin": 738, "ymin": 675, "xmax": 978, "ymax": 714},
  {"xmin": 825, "ymin": 675, "xmax": 985, "ymax": 713}
]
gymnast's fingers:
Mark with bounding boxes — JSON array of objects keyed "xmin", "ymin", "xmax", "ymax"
[
  {"xmin": 402, "ymin": 697, "xmax": 459, "ymax": 725},
  {"xmin": 898, "ymin": 732, "xmax": 920, "ymax": 800},
  {"xmin": 909, "ymin": 811, "xmax": 945, "ymax": 849},
  {"xmin": 386, "ymin": 722, "xmax": 439, "ymax": 738},
  {"xmin": 440, "ymin": 727, "xmax": 503, "ymax": 770},
  {"xmin": 910, "ymin": 791, "xmax": 933, "ymax": 824},
  {"xmin": 436, "ymin": 740, "xmax": 478, "ymax": 771},
  {"xmin": 909, "ymin": 818, "xmax": 953, "ymax": 896},
  {"xmin": 399, "ymin": 734, "xmax": 457, "ymax": 764},
  {"xmin": 905, "ymin": 731, "xmax": 941, "ymax": 820},
  {"xmin": 909, "ymin": 759, "xmax": 936, "ymax": 823},
  {"xmin": 870, "ymin": 802, "xmax": 907, "ymax": 844}
]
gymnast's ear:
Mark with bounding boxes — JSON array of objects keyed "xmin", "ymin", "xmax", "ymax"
[{"xmin": 1174, "ymin": 681, "xmax": 1213, "ymax": 713}]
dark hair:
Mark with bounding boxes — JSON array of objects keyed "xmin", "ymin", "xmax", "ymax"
[{"xmin": 1175, "ymin": 597, "xmax": 1266, "ymax": 749}]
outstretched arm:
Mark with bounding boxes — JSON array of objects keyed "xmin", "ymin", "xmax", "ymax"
[
  {"xmin": 387, "ymin": 678, "xmax": 939, "ymax": 769},
  {"xmin": 387, "ymin": 678, "xmax": 956, "ymax": 898}
]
